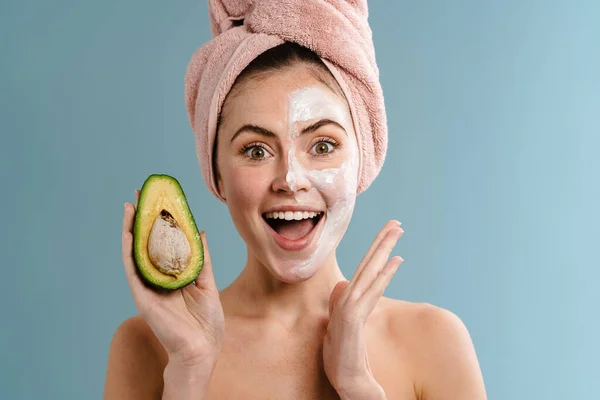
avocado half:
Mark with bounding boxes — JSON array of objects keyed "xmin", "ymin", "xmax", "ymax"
[{"xmin": 133, "ymin": 174, "xmax": 204, "ymax": 290}]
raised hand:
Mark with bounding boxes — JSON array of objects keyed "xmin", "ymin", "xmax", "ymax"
[
  {"xmin": 121, "ymin": 189, "xmax": 225, "ymax": 368},
  {"xmin": 323, "ymin": 220, "xmax": 404, "ymax": 399}
]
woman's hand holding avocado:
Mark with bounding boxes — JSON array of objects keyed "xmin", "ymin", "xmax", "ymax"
[
  {"xmin": 324, "ymin": 220, "xmax": 404, "ymax": 399},
  {"xmin": 121, "ymin": 190, "xmax": 224, "ymax": 397}
]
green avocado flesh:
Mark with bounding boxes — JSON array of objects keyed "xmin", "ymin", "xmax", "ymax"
[{"xmin": 133, "ymin": 174, "xmax": 204, "ymax": 290}]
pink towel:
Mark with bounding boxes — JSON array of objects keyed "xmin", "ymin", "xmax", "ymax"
[{"xmin": 185, "ymin": 0, "xmax": 387, "ymax": 202}]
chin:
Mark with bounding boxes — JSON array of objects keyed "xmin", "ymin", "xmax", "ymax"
[
  {"xmin": 239, "ymin": 199, "xmax": 352, "ymax": 283},
  {"xmin": 268, "ymin": 257, "xmax": 322, "ymax": 283},
  {"xmin": 258, "ymin": 208, "xmax": 332, "ymax": 281}
]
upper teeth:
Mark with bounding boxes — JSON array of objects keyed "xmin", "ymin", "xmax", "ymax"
[{"xmin": 264, "ymin": 211, "xmax": 322, "ymax": 220}]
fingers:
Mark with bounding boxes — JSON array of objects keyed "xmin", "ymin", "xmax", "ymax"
[
  {"xmin": 121, "ymin": 189, "xmax": 139, "ymax": 235},
  {"xmin": 122, "ymin": 201, "xmax": 135, "ymax": 235},
  {"xmin": 122, "ymin": 201, "xmax": 149, "ymax": 303},
  {"xmin": 194, "ymin": 231, "xmax": 218, "ymax": 291},
  {"xmin": 329, "ymin": 221, "xmax": 403, "ymax": 323},
  {"xmin": 349, "ymin": 227, "xmax": 403, "ymax": 298},
  {"xmin": 122, "ymin": 189, "xmax": 156, "ymax": 309},
  {"xmin": 360, "ymin": 256, "xmax": 403, "ymax": 317},
  {"xmin": 348, "ymin": 220, "xmax": 401, "ymax": 284},
  {"xmin": 328, "ymin": 280, "xmax": 349, "ymax": 316}
]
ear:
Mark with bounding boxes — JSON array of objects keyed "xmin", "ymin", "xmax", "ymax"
[
  {"xmin": 212, "ymin": 143, "xmax": 227, "ymax": 201},
  {"xmin": 215, "ymin": 170, "xmax": 226, "ymax": 202}
]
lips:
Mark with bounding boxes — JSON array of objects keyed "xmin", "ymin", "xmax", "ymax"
[{"xmin": 262, "ymin": 211, "xmax": 325, "ymax": 251}]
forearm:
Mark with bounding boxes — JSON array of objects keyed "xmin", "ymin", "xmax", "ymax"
[{"xmin": 162, "ymin": 362, "xmax": 215, "ymax": 400}]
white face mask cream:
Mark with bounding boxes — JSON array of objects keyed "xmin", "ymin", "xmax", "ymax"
[{"xmin": 278, "ymin": 86, "xmax": 359, "ymax": 279}]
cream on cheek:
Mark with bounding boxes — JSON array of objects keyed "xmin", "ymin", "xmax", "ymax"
[{"xmin": 283, "ymin": 86, "xmax": 359, "ymax": 277}]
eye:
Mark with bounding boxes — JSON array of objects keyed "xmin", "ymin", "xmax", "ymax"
[
  {"xmin": 314, "ymin": 142, "xmax": 332, "ymax": 154},
  {"xmin": 310, "ymin": 138, "xmax": 340, "ymax": 156},
  {"xmin": 241, "ymin": 144, "xmax": 272, "ymax": 161},
  {"xmin": 250, "ymin": 147, "xmax": 266, "ymax": 159}
]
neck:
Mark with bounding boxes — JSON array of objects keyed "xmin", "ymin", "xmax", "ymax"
[{"xmin": 222, "ymin": 249, "xmax": 347, "ymax": 324}]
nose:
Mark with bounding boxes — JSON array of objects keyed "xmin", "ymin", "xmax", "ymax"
[{"xmin": 271, "ymin": 150, "xmax": 312, "ymax": 194}]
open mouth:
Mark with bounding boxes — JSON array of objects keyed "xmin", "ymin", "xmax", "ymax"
[{"xmin": 262, "ymin": 210, "xmax": 324, "ymax": 244}]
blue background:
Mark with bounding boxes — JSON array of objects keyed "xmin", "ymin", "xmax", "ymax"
[{"xmin": 1, "ymin": 0, "xmax": 598, "ymax": 398}]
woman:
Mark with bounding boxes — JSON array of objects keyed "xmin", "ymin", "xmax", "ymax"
[{"xmin": 105, "ymin": 2, "xmax": 487, "ymax": 399}]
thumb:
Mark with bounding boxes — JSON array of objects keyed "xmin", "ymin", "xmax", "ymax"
[
  {"xmin": 329, "ymin": 280, "xmax": 349, "ymax": 315},
  {"xmin": 194, "ymin": 231, "xmax": 217, "ymax": 291}
]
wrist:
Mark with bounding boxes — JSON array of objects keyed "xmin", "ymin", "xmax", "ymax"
[
  {"xmin": 162, "ymin": 361, "xmax": 215, "ymax": 400},
  {"xmin": 168, "ymin": 348, "xmax": 220, "ymax": 370},
  {"xmin": 336, "ymin": 377, "xmax": 386, "ymax": 400}
]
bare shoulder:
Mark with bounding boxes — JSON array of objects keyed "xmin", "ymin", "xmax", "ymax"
[
  {"xmin": 104, "ymin": 316, "xmax": 168, "ymax": 399},
  {"xmin": 108, "ymin": 316, "xmax": 167, "ymax": 365},
  {"xmin": 373, "ymin": 298, "xmax": 459, "ymax": 356},
  {"xmin": 379, "ymin": 298, "xmax": 468, "ymax": 338},
  {"xmin": 378, "ymin": 298, "xmax": 488, "ymax": 399}
]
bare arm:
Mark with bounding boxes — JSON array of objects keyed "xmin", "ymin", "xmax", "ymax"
[
  {"xmin": 412, "ymin": 304, "xmax": 487, "ymax": 400},
  {"xmin": 104, "ymin": 316, "xmax": 216, "ymax": 400},
  {"xmin": 104, "ymin": 317, "xmax": 166, "ymax": 399}
]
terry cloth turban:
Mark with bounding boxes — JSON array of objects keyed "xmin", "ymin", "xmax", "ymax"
[{"xmin": 184, "ymin": 0, "xmax": 387, "ymax": 202}]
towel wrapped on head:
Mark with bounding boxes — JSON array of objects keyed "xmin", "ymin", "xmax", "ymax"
[{"xmin": 184, "ymin": 0, "xmax": 387, "ymax": 202}]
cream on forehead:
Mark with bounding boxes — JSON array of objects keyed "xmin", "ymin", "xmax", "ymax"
[
  {"xmin": 288, "ymin": 86, "xmax": 351, "ymax": 129},
  {"xmin": 285, "ymin": 85, "xmax": 353, "ymax": 192},
  {"xmin": 279, "ymin": 86, "xmax": 359, "ymax": 279}
]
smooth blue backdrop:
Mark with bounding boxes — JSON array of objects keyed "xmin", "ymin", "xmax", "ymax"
[{"xmin": 1, "ymin": 1, "xmax": 598, "ymax": 398}]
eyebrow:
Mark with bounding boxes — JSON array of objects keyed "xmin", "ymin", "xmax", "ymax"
[{"xmin": 230, "ymin": 118, "xmax": 347, "ymax": 143}]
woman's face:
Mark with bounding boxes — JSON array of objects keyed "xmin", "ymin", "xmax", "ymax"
[{"xmin": 215, "ymin": 65, "xmax": 359, "ymax": 283}]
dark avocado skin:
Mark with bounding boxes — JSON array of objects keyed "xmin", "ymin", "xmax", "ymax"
[{"xmin": 133, "ymin": 174, "xmax": 204, "ymax": 291}]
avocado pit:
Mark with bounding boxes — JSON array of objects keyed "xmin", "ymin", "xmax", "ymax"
[{"xmin": 147, "ymin": 209, "xmax": 191, "ymax": 277}]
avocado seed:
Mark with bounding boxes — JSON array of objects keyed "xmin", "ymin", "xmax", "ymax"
[{"xmin": 147, "ymin": 210, "xmax": 191, "ymax": 276}]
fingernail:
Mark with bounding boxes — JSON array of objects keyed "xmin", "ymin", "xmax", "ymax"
[{"xmin": 124, "ymin": 202, "xmax": 128, "ymax": 210}]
